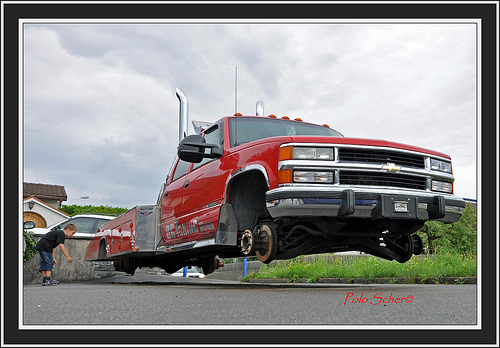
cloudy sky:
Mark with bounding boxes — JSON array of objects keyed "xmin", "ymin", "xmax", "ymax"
[{"xmin": 22, "ymin": 20, "xmax": 477, "ymax": 208}]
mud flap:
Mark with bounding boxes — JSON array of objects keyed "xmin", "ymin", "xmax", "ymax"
[{"xmin": 215, "ymin": 204, "xmax": 238, "ymax": 246}]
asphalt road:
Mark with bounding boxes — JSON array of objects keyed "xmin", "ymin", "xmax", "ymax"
[{"xmin": 23, "ymin": 271, "xmax": 477, "ymax": 327}]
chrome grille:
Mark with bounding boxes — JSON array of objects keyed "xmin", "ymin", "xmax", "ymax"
[
  {"xmin": 338, "ymin": 148, "xmax": 425, "ymax": 168},
  {"xmin": 339, "ymin": 171, "xmax": 427, "ymax": 190}
]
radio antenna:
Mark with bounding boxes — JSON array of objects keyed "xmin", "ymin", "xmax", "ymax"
[{"xmin": 234, "ymin": 66, "xmax": 238, "ymax": 114}]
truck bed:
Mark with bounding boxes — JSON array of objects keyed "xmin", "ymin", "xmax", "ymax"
[{"xmin": 85, "ymin": 205, "xmax": 161, "ymax": 260}]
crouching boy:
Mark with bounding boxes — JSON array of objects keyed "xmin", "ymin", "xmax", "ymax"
[{"xmin": 35, "ymin": 223, "xmax": 77, "ymax": 285}]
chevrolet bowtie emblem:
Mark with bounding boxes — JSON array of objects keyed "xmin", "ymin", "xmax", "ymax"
[{"xmin": 382, "ymin": 163, "xmax": 401, "ymax": 172}]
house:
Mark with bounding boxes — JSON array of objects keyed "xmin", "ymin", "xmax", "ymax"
[
  {"xmin": 23, "ymin": 182, "xmax": 69, "ymax": 228},
  {"xmin": 23, "ymin": 182, "xmax": 68, "ymax": 209}
]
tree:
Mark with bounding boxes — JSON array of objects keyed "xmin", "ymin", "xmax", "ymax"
[
  {"xmin": 417, "ymin": 202, "xmax": 477, "ymax": 255},
  {"xmin": 418, "ymin": 220, "xmax": 449, "ymax": 254},
  {"xmin": 444, "ymin": 202, "xmax": 477, "ymax": 254}
]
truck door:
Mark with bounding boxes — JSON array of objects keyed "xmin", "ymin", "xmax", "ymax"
[
  {"xmin": 180, "ymin": 123, "xmax": 226, "ymax": 241},
  {"xmin": 160, "ymin": 158, "xmax": 190, "ymax": 245}
]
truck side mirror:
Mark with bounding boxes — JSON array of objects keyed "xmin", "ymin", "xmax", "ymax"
[{"xmin": 177, "ymin": 134, "xmax": 223, "ymax": 163}]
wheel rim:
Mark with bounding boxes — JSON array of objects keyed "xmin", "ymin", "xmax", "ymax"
[{"xmin": 255, "ymin": 224, "xmax": 278, "ymax": 263}]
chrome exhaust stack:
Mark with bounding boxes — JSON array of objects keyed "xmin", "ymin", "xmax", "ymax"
[
  {"xmin": 176, "ymin": 88, "xmax": 189, "ymax": 143},
  {"xmin": 256, "ymin": 100, "xmax": 264, "ymax": 116}
]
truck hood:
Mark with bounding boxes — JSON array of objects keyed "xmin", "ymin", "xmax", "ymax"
[{"xmin": 288, "ymin": 136, "xmax": 451, "ymax": 159}]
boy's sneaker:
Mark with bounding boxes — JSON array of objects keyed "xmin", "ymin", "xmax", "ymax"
[{"xmin": 42, "ymin": 278, "xmax": 60, "ymax": 286}]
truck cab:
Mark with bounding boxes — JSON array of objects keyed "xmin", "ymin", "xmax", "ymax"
[{"xmin": 172, "ymin": 112, "xmax": 464, "ymax": 264}]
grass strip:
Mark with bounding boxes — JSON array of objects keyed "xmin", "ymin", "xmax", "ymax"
[{"xmin": 243, "ymin": 253, "xmax": 476, "ymax": 283}]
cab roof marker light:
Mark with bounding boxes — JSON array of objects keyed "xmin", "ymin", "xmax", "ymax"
[
  {"xmin": 282, "ymin": 116, "xmax": 290, "ymax": 119},
  {"xmin": 268, "ymin": 114, "xmax": 277, "ymax": 118}
]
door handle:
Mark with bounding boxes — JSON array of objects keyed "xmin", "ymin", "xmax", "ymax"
[
  {"xmin": 164, "ymin": 191, "xmax": 169, "ymax": 197},
  {"xmin": 184, "ymin": 181, "xmax": 190, "ymax": 188}
]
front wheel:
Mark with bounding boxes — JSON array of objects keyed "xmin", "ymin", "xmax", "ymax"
[{"xmin": 254, "ymin": 224, "xmax": 278, "ymax": 264}]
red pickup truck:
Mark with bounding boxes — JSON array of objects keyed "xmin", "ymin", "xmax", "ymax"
[{"xmin": 85, "ymin": 88, "xmax": 465, "ymax": 276}]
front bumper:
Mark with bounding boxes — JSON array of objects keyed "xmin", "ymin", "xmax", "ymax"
[{"xmin": 265, "ymin": 186, "xmax": 466, "ymax": 223}]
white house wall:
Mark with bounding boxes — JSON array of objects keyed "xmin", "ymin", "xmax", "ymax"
[{"xmin": 23, "ymin": 201, "xmax": 67, "ymax": 227}]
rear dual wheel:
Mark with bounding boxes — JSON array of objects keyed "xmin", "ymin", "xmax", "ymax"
[
  {"xmin": 114, "ymin": 258, "xmax": 137, "ymax": 275},
  {"xmin": 202, "ymin": 258, "xmax": 221, "ymax": 275}
]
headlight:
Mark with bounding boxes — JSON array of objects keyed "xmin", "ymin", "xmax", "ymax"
[
  {"xmin": 279, "ymin": 146, "xmax": 334, "ymax": 160},
  {"xmin": 431, "ymin": 180, "xmax": 453, "ymax": 193},
  {"xmin": 430, "ymin": 158, "xmax": 452, "ymax": 173},
  {"xmin": 293, "ymin": 171, "xmax": 334, "ymax": 183},
  {"xmin": 278, "ymin": 169, "xmax": 335, "ymax": 184}
]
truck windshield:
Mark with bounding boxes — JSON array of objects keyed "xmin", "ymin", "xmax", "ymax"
[{"xmin": 229, "ymin": 117, "xmax": 343, "ymax": 147}]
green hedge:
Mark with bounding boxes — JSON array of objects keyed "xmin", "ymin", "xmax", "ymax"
[
  {"xmin": 59, "ymin": 204, "xmax": 128, "ymax": 217},
  {"xmin": 417, "ymin": 202, "xmax": 476, "ymax": 255},
  {"xmin": 23, "ymin": 231, "xmax": 38, "ymax": 262}
]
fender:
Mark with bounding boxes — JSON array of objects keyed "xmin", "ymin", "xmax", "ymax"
[{"xmin": 224, "ymin": 164, "xmax": 271, "ymax": 203}]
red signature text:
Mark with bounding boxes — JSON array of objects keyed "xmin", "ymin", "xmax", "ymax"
[{"xmin": 343, "ymin": 292, "xmax": 413, "ymax": 305}]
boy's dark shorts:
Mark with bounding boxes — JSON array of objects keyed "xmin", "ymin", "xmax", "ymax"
[{"xmin": 39, "ymin": 250, "xmax": 54, "ymax": 272}]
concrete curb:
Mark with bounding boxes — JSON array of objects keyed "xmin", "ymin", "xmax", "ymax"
[{"xmin": 246, "ymin": 276, "xmax": 477, "ymax": 285}]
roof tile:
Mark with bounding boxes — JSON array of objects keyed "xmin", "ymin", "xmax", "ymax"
[{"xmin": 23, "ymin": 182, "xmax": 67, "ymax": 201}]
